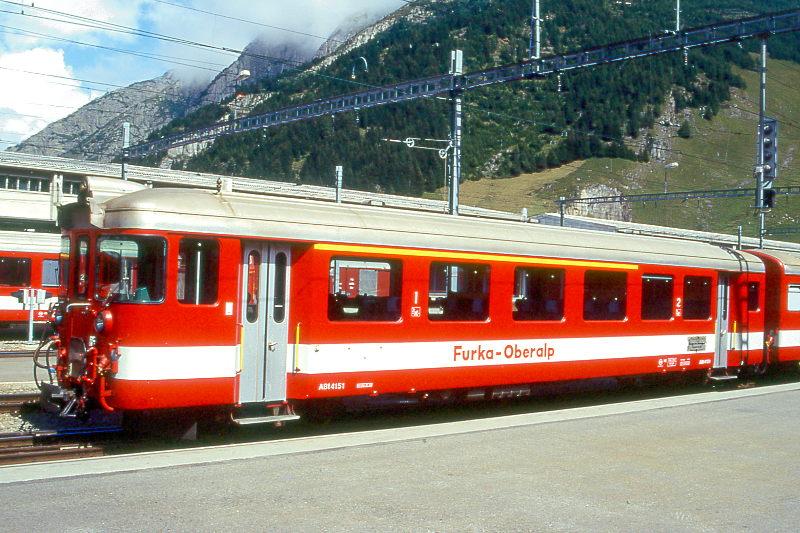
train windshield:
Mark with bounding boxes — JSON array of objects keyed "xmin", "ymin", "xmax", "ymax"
[{"xmin": 95, "ymin": 236, "xmax": 166, "ymax": 303}]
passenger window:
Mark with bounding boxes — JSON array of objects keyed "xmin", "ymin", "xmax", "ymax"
[
  {"xmin": 0, "ymin": 257, "xmax": 31, "ymax": 286},
  {"xmin": 245, "ymin": 251, "xmax": 260, "ymax": 322},
  {"xmin": 788, "ymin": 284, "xmax": 800, "ymax": 312},
  {"xmin": 328, "ymin": 258, "xmax": 402, "ymax": 321},
  {"xmin": 513, "ymin": 267, "xmax": 564, "ymax": 321},
  {"xmin": 683, "ymin": 276, "xmax": 712, "ymax": 319},
  {"xmin": 96, "ymin": 236, "xmax": 166, "ymax": 303},
  {"xmin": 428, "ymin": 262, "xmax": 489, "ymax": 321},
  {"xmin": 42, "ymin": 259, "xmax": 60, "ymax": 287},
  {"xmin": 641, "ymin": 275, "xmax": 673, "ymax": 320},
  {"xmin": 748, "ymin": 282, "xmax": 760, "ymax": 312},
  {"xmin": 74, "ymin": 237, "xmax": 89, "ymax": 299},
  {"xmin": 584, "ymin": 271, "xmax": 627, "ymax": 321},
  {"xmin": 177, "ymin": 239, "xmax": 219, "ymax": 305}
]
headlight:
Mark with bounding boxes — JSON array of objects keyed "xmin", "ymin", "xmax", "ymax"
[{"xmin": 94, "ymin": 310, "xmax": 113, "ymax": 333}]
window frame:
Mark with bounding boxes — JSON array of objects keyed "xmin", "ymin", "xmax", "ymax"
[
  {"xmin": 682, "ymin": 275, "xmax": 713, "ymax": 321},
  {"xmin": 176, "ymin": 238, "xmax": 220, "ymax": 306},
  {"xmin": 0, "ymin": 256, "xmax": 32, "ymax": 287},
  {"xmin": 428, "ymin": 261, "xmax": 490, "ymax": 322},
  {"xmin": 583, "ymin": 270, "xmax": 628, "ymax": 322},
  {"xmin": 640, "ymin": 274, "xmax": 674, "ymax": 321},
  {"xmin": 512, "ymin": 266, "xmax": 565, "ymax": 322},
  {"xmin": 747, "ymin": 282, "xmax": 761, "ymax": 313},
  {"xmin": 73, "ymin": 235, "xmax": 90, "ymax": 300},
  {"xmin": 94, "ymin": 234, "xmax": 167, "ymax": 305},
  {"xmin": 273, "ymin": 252, "xmax": 287, "ymax": 323},
  {"xmin": 41, "ymin": 259, "xmax": 60, "ymax": 287},
  {"xmin": 328, "ymin": 256, "xmax": 403, "ymax": 323}
]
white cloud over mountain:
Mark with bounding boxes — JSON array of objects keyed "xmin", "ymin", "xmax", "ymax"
[{"xmin": 0, "ymin": 0, "xmax": 404, "ymax": 148}]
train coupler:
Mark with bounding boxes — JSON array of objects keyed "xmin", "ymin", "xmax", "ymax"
[{"xmin": 39, "ymin": 382, "xmax": 83, "ymax": 418}]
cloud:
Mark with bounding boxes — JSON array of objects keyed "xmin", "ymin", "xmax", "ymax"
[
  {"xmin": 0, "ymin": 0, "xmax": 147, "ymax": 47},
  {"xmin": 0, "ymin": 48, "xmax": 93, "ymax": 145},
  {"xmin": 144, "ymin": 0, "xmax": 407, "ymax": 73},
  {"xmin": 0, "ymin": 1, "xmax": 407, "ymax": 147}
]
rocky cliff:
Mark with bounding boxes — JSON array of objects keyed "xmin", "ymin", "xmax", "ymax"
[{"xmin": 10, "ymin": 72, "xmax": 202, "ymax": 162}]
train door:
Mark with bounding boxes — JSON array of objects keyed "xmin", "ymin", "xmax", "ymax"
[
  {"xmin": 714, "ymin": 275, "xmax": 730, "ymax": 369},
  {"xmin": 239, "ymin": 242, "xmax": 291, "ymax": 404}
]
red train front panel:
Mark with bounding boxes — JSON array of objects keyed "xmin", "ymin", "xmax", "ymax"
[{"xmin": 56, "ymin": 230, "xmax": 240, "ymax": 411}]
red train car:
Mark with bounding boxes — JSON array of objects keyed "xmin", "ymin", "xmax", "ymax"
[
  {"xmin": 0, "ymin": 230, "xmax": 61, "ymax": 326},
  {"xmin": 46, "ymin": 188, "xmax": 795, "ymax": 422}
]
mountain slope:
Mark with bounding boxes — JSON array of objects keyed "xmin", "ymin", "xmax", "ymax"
[
  {"xmin": 156, "ymin": 0, "xmax": 799, "ymax": 241},
  {"xmin": 7, "ymin": 10, "xmax": 388, "ymax": 162},
  {"xmin": 9, "ymin": 72, "xmax": 201, "ymax": 161}
]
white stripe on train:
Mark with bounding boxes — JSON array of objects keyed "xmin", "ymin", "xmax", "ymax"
[
  {"xmin": 777, "ymin": 329, "xmax": 800, "ymax": 348},
  {"xmin": 112, "ymin": 332, "xmax": 769, "ymax": 381}
]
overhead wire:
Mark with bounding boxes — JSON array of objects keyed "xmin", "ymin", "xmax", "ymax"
[
  {"xmin": 0, "ymin": 0, "xmax": 382, "ymax": 91},
  {"xmin": 0, "ymin": 24, "xmax": 227, "ymax": 72}
]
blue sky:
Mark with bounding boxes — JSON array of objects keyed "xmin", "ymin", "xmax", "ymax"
[{"xmin": 0, "ymin": 0, "xmax": 404, "ymax": 148}]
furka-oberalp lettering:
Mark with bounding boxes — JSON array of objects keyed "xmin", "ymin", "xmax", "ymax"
[{"xmin": 453, "ymin": 343, "xmax": 555, "ymax": 362}]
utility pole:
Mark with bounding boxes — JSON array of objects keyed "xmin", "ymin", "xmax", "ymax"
[
  {"xmin": 121, "ymin": 122, "xmax": 130, "ymax": 181},
  {"xmin": 530, "ymin": 0, "xmax": 541, "ymax": 60},
  {"xmin": 449, "ymin": 50, "xmax": 464, "ymax": 216},
  {"xmin": 335, "ymin": 165, "xmax": 343, "ymax": 203},
  {"xmin": 756, "ymin": 37, "xmax": 767, "ymax": 247},
  {"xmin": 677, "ymin": 0, "xmax": 687, "ymax": 65}
]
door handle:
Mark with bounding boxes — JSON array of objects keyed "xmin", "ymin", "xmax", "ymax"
[{"xmin": 268, "ymin": 341, "xmax": 277, "ymax": 351}]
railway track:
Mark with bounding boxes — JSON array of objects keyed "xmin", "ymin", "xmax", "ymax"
[
  {"xmin": 0, "ymin": 392, "xmax": 41, "ymax": 414},
  {"xmin": 0, "ymin": 431, "xmax": 104, "ymax": 466}
]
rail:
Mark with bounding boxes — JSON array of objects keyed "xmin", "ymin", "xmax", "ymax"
[
  {"xmin": 0, "ymin": 392, "xmax": 40, "ymax": 414},
  {"xmin": 0, "ymin": 432, "xmax": 103, "ymax": 466}
]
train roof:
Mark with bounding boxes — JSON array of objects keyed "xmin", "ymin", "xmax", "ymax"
[
  {"xmin": 748, "ymin": 249, "xmax": 800, "ymax": 276},
  {"xmin": 0, "ymin": 230, "xmax": 61, "ymax": 254},
  {"xmin": 94, "ymin": 188, "xmax": 765, "ymax": 273}
]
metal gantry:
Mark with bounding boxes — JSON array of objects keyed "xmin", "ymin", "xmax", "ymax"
[{"xmin": 128, "ymin": 8, "xmax": 800, "ymax": 158}]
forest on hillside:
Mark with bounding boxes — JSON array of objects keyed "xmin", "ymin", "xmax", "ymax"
[{"xmin": 140, "ymin": 0, "xmax": 800, "ymax": 197}]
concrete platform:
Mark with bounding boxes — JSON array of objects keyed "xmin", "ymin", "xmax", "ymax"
[{"xmin": 1, "ymin": 383, "xmax": 799, "ymax": 530}]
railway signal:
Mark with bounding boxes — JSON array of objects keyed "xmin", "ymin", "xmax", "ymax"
[{"xmin": 760, "ymin": 117, "xmax": 778, "ymax": 209}]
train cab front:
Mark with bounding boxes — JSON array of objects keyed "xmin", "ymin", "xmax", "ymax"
[{"xmin": 46, "ymin": 230, "xmax": 164, "ymax": 418}]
